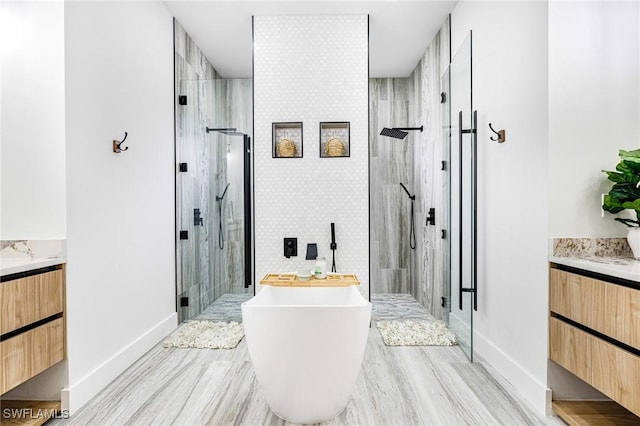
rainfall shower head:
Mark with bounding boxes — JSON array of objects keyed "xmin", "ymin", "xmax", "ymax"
[
  {"xmin": 206, "ymin": 127, "xmax": 248, "ymax": 137},
  {"xmin": 207, "ymin": 127, "xmax": 236, "ymax": 134},
  {"xmin": 206, "ymin": 127, "xmax": 246, "ymax": 136},
  {"xmin": 379, "ymin": 126, "xmax": 424, "ymax": 140}
]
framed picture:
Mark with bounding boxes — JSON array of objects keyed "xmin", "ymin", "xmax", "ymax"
[
  {"xmin": 272, "ymin": 122, "xmax": 303, "ymax": 158},
  {"xmin": 320, "ymin": 122, "xmax": 350, "ymax": 158}
]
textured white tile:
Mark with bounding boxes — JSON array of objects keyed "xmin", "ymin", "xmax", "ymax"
[{"xmin": 253, "ymin": 15, "xmax": 369, "ymax": 297}]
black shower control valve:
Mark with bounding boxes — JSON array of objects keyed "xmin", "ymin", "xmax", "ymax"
[
  {"xmin": 284, "ymin": 238, "xmax": 297, "ymax": 258},
  {"xmin": 179, "ymin": 162, "xmax": 188, "ymax": 172},
  {"xmin": 194, "ymin": 208, "xmax": 204, "ymax": 226},
  {"xmin": 426, "ymin": 208, "xmax": 436, "ymax": 226},
  {"xmin": 441, "ymin": 229, "xmax": 447, "ymax": 239}
]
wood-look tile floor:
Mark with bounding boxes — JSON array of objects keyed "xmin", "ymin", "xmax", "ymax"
[{"xmin": 51, "ymin": 294, "xmax": 564, "ymax": 426}]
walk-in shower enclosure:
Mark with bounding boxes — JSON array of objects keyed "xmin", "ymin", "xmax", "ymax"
[{"xmin": 175, "ymin": 77, "xmax": 253, "ymax": 322}]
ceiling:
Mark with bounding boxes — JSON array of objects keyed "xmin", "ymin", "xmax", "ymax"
[{"xmin": 163, "ymin": 1, "xmax": 458, "ymax": 78}]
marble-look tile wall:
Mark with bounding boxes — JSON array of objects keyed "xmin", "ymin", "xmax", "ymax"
[
  {"xmin": 175, "ymin": 19, "xmax": 220, "ymax": 322},
  {"xmin": 207, "ymin": 79, "xmax": 253, "ymax": 305},
  {"xmin": 370, "ymin": 78, "xmax": 416, "ymax": 294},
  {"xmin": 369, "ymin": 19, "xmax": 449, "ymax": 321},
  {"xmin": 413, "ymin": 23, "xmax": 449, "ymax": 321}
]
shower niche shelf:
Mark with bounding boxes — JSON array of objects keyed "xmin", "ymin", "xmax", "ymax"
[
  {"xmin": 272, "ymin": 122, "xmax": 303, "ymax": 158},
  {"xmin": 320, "ymin": 122, "xmax": 350, "ymax": 158}
]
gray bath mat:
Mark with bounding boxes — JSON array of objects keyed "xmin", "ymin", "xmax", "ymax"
[
  {"xmin": 376, "ymin": 319, "xmax": 457, "ymax": 346},
  {"xmin": 163, "ymin": 320, "xmax": 244, "ymax": 349}
]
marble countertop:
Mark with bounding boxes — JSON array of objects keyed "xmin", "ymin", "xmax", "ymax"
[
  {"xmin": 549, "ymin": 255, "xmax": 640, "ymax": 283},
  {"xmin": 0, "ymin": 257, "xmax": 66, "ymax": 277}
]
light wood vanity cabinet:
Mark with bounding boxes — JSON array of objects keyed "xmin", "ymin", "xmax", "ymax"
[
  {"xmin": 549, "ymin": 264, "xmax": 640, "ymax": 420},
  {"xmin": 550, "ymin": 268, "xmax": 640, "ymax": 349},
  {"xmin": 0, "ymin": 265, "xmax": 66, "ymax": 395},
  {"xmin": 548, "ymin": 317, "xmax": 591, "ymax": 383}
]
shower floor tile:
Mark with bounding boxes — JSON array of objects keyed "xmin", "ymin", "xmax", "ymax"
[
  {"xmin": 371, "ymin": 293, "xmax": 435, "ymax": 321},
  {"xmin": 195, "ymin": 293, "xmax": 252, "ymax": 323}
]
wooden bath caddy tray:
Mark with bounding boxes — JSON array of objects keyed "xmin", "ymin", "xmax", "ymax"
[{"xmin": 260, "ymin": 273, "xmax": 360, "ymax": 287}]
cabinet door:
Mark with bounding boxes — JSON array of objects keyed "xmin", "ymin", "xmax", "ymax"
[
  {"xmin": 1, "ymin": 269, "xmax": 64, "ymax": 334},
  {"xmin": 549, "ymin": 268, "xmax": 602, "ymax": 326},
  {"xmin": 36, "ymin": 269, "xmax": 64, "ymax": 322},
  {"xmin": 0, "ymin": 318, "xmax": 64, "ymax": 394},
  {"xmin": 591, "ymin": 334, "xmax": 640, "ymax": 417},
  {"xmin": 549, "ymin": 317, "xmax": 591, "ymax": 383},
  {"xmin": 550, "ymin": 268, "xmax": 640, "ymax": 350},
  {"xmin": 600, "ymin": 283, "xmax": 640, "ymax": 350}
]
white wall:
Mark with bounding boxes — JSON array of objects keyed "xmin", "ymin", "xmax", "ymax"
[
  {"xmin": 451, "ymin": 0, "xmax": 640, "ymax": 414},
  {"xmin": 253, "ymin": 15, "xmax": 369, "ymax": 293},
  {"xmin": 547, "ymin": 0, "xmax": 640, "ymax": 400},
  {"xmin": 451, "ymin": 1, "xmax": 551, "ymax": 414},
  {"xmin": 0, "ymin": 0, "xmax": 66, "ymax": 239},
  {"xmin": 549, "ymin": 1, "xmax": 640, "ymax": 237},
  {"xmin": 64, "ymin": 1, "xmax": 176, "ymax": 413}
]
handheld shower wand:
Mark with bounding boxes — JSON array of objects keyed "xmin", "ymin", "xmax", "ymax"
[
  {"xmin": 216, "ymin": 183, "xmax": 230, "ymax": 202},
  {"xmin": 399, "ymin": 183, "xmax": 416, "ymax": 250},
  {"xmin": 399, "ymin": 183, "xmax": 415, "ymax": 200},
  {"xmin": 330, "ymin": 223, "xmax": 337, "ymax": 272},
  {"xmin": 216, "ymin": 183, "xmax": 230, "ymax": 249}
]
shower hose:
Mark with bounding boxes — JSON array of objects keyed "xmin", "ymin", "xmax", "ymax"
[
  {"xmin": 218, "ymin": 199, "xmax": 224, "ymax": 249},
  {"xmin": 409, "ymin": 198, "xmax": 416, "ymax": 250}
]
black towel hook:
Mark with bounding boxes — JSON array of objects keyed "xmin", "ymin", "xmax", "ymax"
[
  {"xmin": 488, "ymin": 123, "xmax": 506, "ymax": 143},
  {"xmin": 113, "ymin": 132, "xmax": 129, "ymax": 153}
]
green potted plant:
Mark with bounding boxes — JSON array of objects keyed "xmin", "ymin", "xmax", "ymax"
[{"xmin": 602, "ymin": 148, "xmax": 640, "ymax": 258}]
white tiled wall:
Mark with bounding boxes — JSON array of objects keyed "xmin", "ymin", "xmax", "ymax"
[{"xmin": 253, "ymin": 15, "xmax": 369, "ymax": 295}]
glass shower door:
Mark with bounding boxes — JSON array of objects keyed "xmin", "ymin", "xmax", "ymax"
[
  {"xmin": 176, "ymin": 79, "xmax": 210, "ymax": 322},
  {"xmin": 175, "ymin": 78, "xmax": 253, "ymax": 324},
  {"xmin": 448, "ymin": 32, "xmax": 476, "ymax": 360}
]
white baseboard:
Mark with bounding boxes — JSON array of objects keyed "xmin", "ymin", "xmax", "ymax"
[
  {"xmin": 473, "ymin": 328, "xmax": 550, "ymax": 416},
  {"xmin": 61, "ymin": 313, "xmax": 177, "ymax": 414}
]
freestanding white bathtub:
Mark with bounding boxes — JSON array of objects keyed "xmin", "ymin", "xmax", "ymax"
[{"xmin": 241, "ymin": 284, "xmax": 371, "ymax": 424}]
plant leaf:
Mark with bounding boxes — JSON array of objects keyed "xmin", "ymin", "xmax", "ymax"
[
  {"xmin": 619, "ymin": 149, "xmax": 640, "ymax": 163},
  {"xmin": 604, "ymin": 171, "xmax": 633, "ymax": 183},
  {"xmin": 614, "ymin": 218, "xmax": 640, "ymax": 227},
  {"xmin": 622, "ymin": 199, "xmax": 640, "ymax": 211},
  {"xmin": 609, "ymin": 182, "xmax": 640, "ymax": 201},
  {"xmin": 603, "ymin": 194, "xmax": 625, "ymax": 213},
  {"xmin": 616, "ymin": 160, "xmax": 640, "ymax": 176}
]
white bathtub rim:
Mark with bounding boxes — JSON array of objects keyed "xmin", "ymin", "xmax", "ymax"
[{"xmin": 243, "ymin": 285, "xmax": 370, "ymax": 308}]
